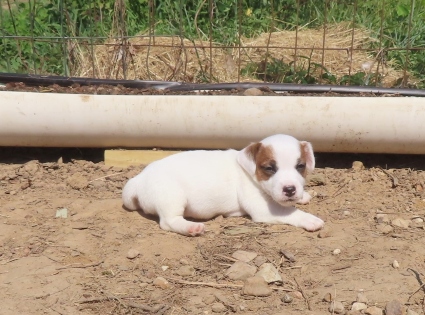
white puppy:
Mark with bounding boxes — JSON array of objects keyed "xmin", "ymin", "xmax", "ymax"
[{"xmin": 122, "ymin": 134, "xmax": 324, "ymax": 236}]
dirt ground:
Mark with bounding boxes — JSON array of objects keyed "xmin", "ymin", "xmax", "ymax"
[{"xmin": 0, "ymin": 147, "xmax": 424, "ymax": 315}]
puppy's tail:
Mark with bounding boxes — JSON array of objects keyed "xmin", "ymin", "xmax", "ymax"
[{"xmin": 122, "ymin": 178, "xmax": 140, "ymax": 211}]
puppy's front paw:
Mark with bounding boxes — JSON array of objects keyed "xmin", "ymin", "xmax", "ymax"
[
  {"xmin": 300, "ymin": 213, "xmax": 324, "ymax": 232},
  {"xmin": 187, "ymin": 223, "xmax": 205, "ymax": 236},
  {"xmin": 297, "ymin": 191, "xmax": 312, "ymax": 205}
]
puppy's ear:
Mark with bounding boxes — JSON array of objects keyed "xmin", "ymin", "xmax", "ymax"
[
  {"xmin": 237, "ymin": 142, "xmax": 262, "ymax": 177},
  {"xmin": 300, "ymin": 141, "xmax": 315, "ymax": 173}
]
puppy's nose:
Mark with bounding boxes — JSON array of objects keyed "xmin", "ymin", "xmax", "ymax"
[{"xmin": 283, "ymin": 185, "xmax": 296, "ymax": 197}]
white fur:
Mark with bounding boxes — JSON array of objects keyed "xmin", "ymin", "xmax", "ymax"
[{"xmin": 122, "ymin": 134, "xmax": 324, "ymax": 236}]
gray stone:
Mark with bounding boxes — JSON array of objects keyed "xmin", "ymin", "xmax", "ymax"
[
  {"xmin": 329, "ymin": 300, "xmax": 345, "ymax": 314},
  {"xmin": 175, "ymin": 265, "xmax": 195, "ymax": 277},
  {"xmin": 243, "ymin": 88, "xmax": 263, "ymax": 96},
  {"xmin": 385, "ymin": 299, "xmax": 404, "ymax": 315},
  {"xmin": 242, "ymin": 276, "xmax": 272, "ymax": 297},
  {"xmin": 352, "ymin": 161, "xmax": 364, "ymax": 171},
  {"xmin": 255, "ymin": 263, "xmax": 282, "ymax": 283},
  {"xmin": 211, "ymin": 302, "xmax": 226, "ymax": 313},
  {"xmin": 392, "ymin": 218, "xmax": 410, "ymax": 229},
  {"xmin": 225, "ymin": 261, "xmax": 257, "ymax": 280},
  {"xmin": 126, "ymin": 249, "xmax": 139, "ymax": 259},
  {"xmin": 365, "ymin": 306, "xmax": 383, "ymax": 315},
  {"xmin": 376, "ymin": 223, "xmax": 394, "ymax": 234},
  {"xmin": 153, "ymin": 277, "xmax": 171, "ymax": 289},
  {"xmin": 232, "ymin": 250, "xmax": 258, "ymax": 262},
  {"xmin": 351, "ymin": 302, "xmax": 367, "ymax": 311}
]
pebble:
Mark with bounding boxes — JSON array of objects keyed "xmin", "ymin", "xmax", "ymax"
[
  {"xmin": 126, "ymin": 249, "xmax": 140, "ymax": 259},
  {"xmin": 323, "ymin": 292, "xmax": 333, "ymax": 302},
  {"xmin": 318, "ymin": 230, "xmax": 331, "ymax": 238},
  {"xmin": 333, "ymin": 248, "xmax": 341, "ymax": 255},
  {"xmin": 392, "ymin": 260, "xmax": 400, "ymax": 268},
  {"xmin": 203, "ymin": 295, "xmax": 216, "ymax": 305},
  {"xmin": 243, "ymin": 88, "xmax": 263, "ymax": 96},
  {"xmin": 391, "ymin": 217, "xmax": 410, "ymax": 229},
  {"xmin": 179, "ymin": 258, "xmax": 189, "ymax": 265},
  {"xmin": 376, "ymin": 224, "xmax": 394, "ymax": 234},
  {"xmin": 376, "ymin": 213, "xmax": 390, "ymax": 224},
  {"xmin": 211, "ymin": 302, "xmax": 226, "ymax": 313},
  {"xmin": 385, "ymin": 299, "xmax": 404, "ymax": 315},
  {"xmin": 153, "ymin": 277, "xmax": 171, "ymax": 289},
  {"xmin": 282, "ymin": 294, "xmax": 293, "ymax": 303},
  {"xmin": 280, "ymin": 249, "xmax": 296, "ymax": 262},
  {"xmin": 289, "ymin": 291, "xmax": 303, "ymax": 299},
  {"xmin": 176, "ymin": 265, "xmax": 195, "ymax": 277},
  {"xmin": 225, "ymin": 261, "xmax": 257, "ymax": 280},
  {"xmin": 255, "ymin": 263, "xmax": 282, "ymax": 283},
  {"xmin": 161, "ymin": 265, "xmax": 169, "ymax": 271},
  {"xmin": 412, "ymin": 217, "xmax": 424, "ymax": 224},
  {"xmin": 66, "ymin": 173, "xmax": 89, "ymax": 190},
  {"xmin": 253, "ymin": 255, "xmax": 268, "ymax": 267},
  {"xmin": 329, "ymin": 300, "xmax": 345, "ymax": 314},
  {"xmin": 351, "ymin": 302, "xmax": 367, "ymax": 311},
  {"xmin": 356, "ymin": 292, "xmax": 368, "ymax": 304},
  {"xmin": 232, "ymin": 250, "xmax": 258, "ymax": 262},
  {"xmin": 343, "ymin": 210, "xmax": 351, "ymax": 216},
  {"xmin": 365, "ymin": 306, "xmax": 383, "ymax": 315},
  {"xmin": 407, "ymin": 309, "xmax": 419, "ymax": 315},
  {"xmin": 352, "ymin": 161, "xmax": 365, "ymax": 171},
  {"xmin": 242, "ymin": 276, "xmax": 272, "ymax": 297}
]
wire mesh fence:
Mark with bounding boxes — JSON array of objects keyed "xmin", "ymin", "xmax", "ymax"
[{"xmin": 1, "ymin": 0, "xmax": 424, "ymax": 88}]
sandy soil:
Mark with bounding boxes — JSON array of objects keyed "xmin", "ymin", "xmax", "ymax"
[{"xmin": 1, "ymin": 147, "xmax": 424, "ymax": 315}]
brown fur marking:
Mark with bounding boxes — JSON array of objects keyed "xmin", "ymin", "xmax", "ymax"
[
  {"xmin": 254, "ymin": 144, "xmax": 276, "ymax": 181},
  {"xmin": 298, "ymin": 142, "xmax": 309, "ymax": 178}
]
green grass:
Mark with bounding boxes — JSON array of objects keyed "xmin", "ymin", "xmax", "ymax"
[{"xmin": 0, "ymin": 0, "xmax": 424, "ymax": 86}]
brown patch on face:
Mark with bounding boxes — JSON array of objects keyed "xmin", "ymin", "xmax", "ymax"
[
  {"xmin": 298, "ymin": 142, "xmax": 309, "ymax": 178},
  {"xmin": 249, "ymin": 143, "xmax": 277, "ymax": 181}
]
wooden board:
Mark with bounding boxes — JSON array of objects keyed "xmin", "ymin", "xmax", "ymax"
[{"xmin": 104, "ymin": 150, "xmax": 181, "ymax": 168}]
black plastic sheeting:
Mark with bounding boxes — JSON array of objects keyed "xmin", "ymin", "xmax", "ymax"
[{"xmin": 1, "ymin": 72, "xmax": 425, "ymax": 96}]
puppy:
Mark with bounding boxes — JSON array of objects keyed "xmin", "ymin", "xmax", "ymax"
[{"xmin": 122, "ymin": 134, "xmax": 324, "ymax": 236}]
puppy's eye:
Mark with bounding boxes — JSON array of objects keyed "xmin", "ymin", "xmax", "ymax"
[
  {"xmin": 296, "ymin": 163, "xmax": 306, "ymax": 172},
  {"xmin": 262, "ymin": 165, "xmax": 277, "ymax": 174}
]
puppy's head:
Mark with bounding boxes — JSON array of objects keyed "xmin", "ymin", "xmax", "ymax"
[{"xmin": 237, "ymin": 134, "xmax": 314, "ymax": 206}]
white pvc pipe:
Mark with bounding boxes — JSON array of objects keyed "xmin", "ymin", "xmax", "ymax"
[{"xmin": 0, "ymin": 91, "xmax": 424, "ymax": 154}]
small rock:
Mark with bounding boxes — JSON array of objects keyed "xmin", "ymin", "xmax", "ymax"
[
  {"xmin": 308, "ymin": 174, "xmax": 327, "ymax": 186},
  {"xmin": 376, "ymin": 224, "xmax": 394, "ymax": 234},
  {"xmin": 289, "ymin": 291, "xmax": 303, "ymax": 299},
  {"xmin": 243, "ymin": 88, "xmax": 263, "ymax": 96},
  {"xmin": 385, "ymin": 299, "xmax": 404, "ymax": 315},
  {"xmin": 318, "ymin": 230, "xmax": 331, "ymax": 238},
  {"xmin": 351, "ymin": 302, "xmax": 367, "ymax": 311},
  {"xmin": 179, "ymin": 258, "xmax": 189, "ymax": 265},
  {"xmin": 176, "ymin": 265, "xmax": 195, "ymax": 277},
  {"xmin": 376, "ymin": 214, "xmax": 390, "ymax": 224},
  {"xmin": 391, "ymin": 217, "xmax": 410, "ymax": 229},
  {"xmin": 412, "ymin": 217, "xmax": 424, "ymax": 224},
  {"xmin": 392, "ymin": 260, "xmax": 400, "ymax": 268},
  {"xmin": 282, "ymin": 294, "xmax": 293, "ymax": 303},
  {"xmin": 161, "ymin": 265, "xmax": 169, "ymax": 271},
  {"xmin": 232, "ymin": 250, "xmax": 258, "ymax": 262},
  {"xmin": 406, "ymin": 309, "xmax": 419, "ymax": 315},
  {"xmin": 280, "ymin": 249, "xmax": 296, "ymax": 262},
  {"xmin": 126, "ymin": 249, "xmax": 139, "ymax": 259},
  {"xmin": 356, "ymin": 292, "xmax": 368, "ymax": 304},
  {"xmin": 242, "ymin": 276, "xmax": 272, "ymax": 297},
  {"xmin": 343, "ymin": 210, "xmax": 351, "ymax": 216},
  {"xmin": 203, "ymin": 295, "xmax": 216, "ymax": 305},
  {"xmin": 329, "ymin": 300, "xmax": 345, "ymax": 314},
  {"xmin": 352, "ymin": 161, "xmax": 365, "ymax": 171},
  {"xmin": 333, "ymin": 248, "xmax": 341, "ymax": 255},
  {"xmin": 365, "ymin": 306, "xmax": 383, "ymax": 315},
  {"xmin": 211, "ymin": 302, "xmax": 226, "ymax": 313},
  {"xmin": 255, "ymin": 263, "xmax": 282, "ymax": 283},
  {"xmin": 323, "ymin": 292, "xmax": 333, "ymax": 302},
  {"xmin": 253, "ymin": 255, "xmax": 268, "ymax": 267},
  {"xmin": 153, "ymin": 277, "xmax": 171, "ymax": 289},
  {"xmin": 225, "ymin": 261, "xmax": 257, "ymax": 280},
  {"xmin": 55, "ymin": 208, "xmax": 68, "ymax": 219}
]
